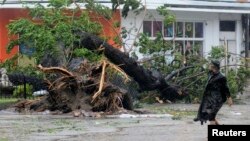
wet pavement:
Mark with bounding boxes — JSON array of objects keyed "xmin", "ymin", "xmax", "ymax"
[{"xmin": 0, "ymin": 84, "xmax": 249, "ymax": 141}]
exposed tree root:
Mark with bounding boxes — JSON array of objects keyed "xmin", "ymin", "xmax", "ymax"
[
  {"xmin": 92, "ymin": 60, "xmax": 107, "ymax": 102},
  {"xmin": 17, "ymin": 61, "xmax": 134, "ymax": 114},
  {"xmin": 38, "ymin": 64, "xmax": 74, "ymax": 76}
]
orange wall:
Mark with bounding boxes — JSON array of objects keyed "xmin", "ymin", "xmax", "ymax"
[
  {"xmin": 0, "ymin": 9, "xmax": 28, "ymax": 62},
  {"xmin": 90, "ymin": 11, "xmax": 121, "ymax": 47},
  {"xmin": 0, "ymin": 9, "xmax": 121, "ymax": 62}
]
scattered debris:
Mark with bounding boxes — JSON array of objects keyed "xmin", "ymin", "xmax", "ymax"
[
  {"xmin": 73, "ymin": 110, "xmax": 82, "ymax": 117},
  {"xmin": 155, "ymin": 97, "xmax": 164, "ymax": 104},
  {"xmin": 230, "ymin": 111, "xmax": 242, "ymax": 116},
  {"xmin": 33, "ymin": 90, "xmax": 49, "ymax": 97}
]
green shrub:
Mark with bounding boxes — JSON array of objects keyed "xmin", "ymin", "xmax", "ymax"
[
  {"xmin": 13, "ymin": 84, "xmax": 33, "ymax": 98},
  {"xmin": 73, "ymin": 48, "xmax": 101, "ymax": 62}
]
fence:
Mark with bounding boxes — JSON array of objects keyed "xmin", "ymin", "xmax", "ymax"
[
  {"xmin": 0, "ymin": 78, "xmax": 29, "ymax": 99},
  {"xmin": 0, "ymin": 67, "xmax": 50, "ymax": 99}
]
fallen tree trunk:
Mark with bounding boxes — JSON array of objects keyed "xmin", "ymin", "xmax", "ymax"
[{"xmin": 77, "ymin": 32, "xmax": 187, "ymax": 101}]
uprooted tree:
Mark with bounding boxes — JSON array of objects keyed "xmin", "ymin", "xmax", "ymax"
[
  {"xmin": 3, "ymin": 0, "xmax": 186, "ymax": 113},
  {"xmin": 3, "ymin": 0, "xmax": 249, "ymax": 113}
]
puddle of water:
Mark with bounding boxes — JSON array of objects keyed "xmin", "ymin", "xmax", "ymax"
[
  {"xmin": 0, "ymin": 109, "xmax": 19, "ymax": 115},
  {"xmin": 106, "ymin": 114, "xmax": 173, "ymax": 119}
]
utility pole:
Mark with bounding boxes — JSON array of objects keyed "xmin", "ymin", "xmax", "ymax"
[
  {"xmin": 246, "ymin": 14, "xmax": 249, "ymax": 58},
  {"xmin": 246, "ymin": 14, "xmax": 249, "ymax": 67}
]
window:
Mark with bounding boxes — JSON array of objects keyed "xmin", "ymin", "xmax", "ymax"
[
  {"xmin": 175, "ymin": 22, "xmax": 184, "ymax": 37},
  {"xmin": 153, "ymin": 21, "xmax": 162, "ymax": 37},
  {"xmin": 143, "ymin": 21, "xmax": 152, "ymax": 36},
  {"xmin": 185, "ymin": 22, "xmax": 193, "ymax": 38},
  {"xmin": 195, "ymin": 22, "xmax": 203, "ymax": 38},
  {"xmin": 143, "ymin": 21, "xmax": 163, "ymax": 37},
  {"xmin": 220, "ymin": 21, "xmax": 236, "ymax": 32},
  {"xmin": 175, "ymin": 41, "xmax": 184, "ymax": 54},
  {"xmin": 194, "ymin": 41, "xmax": 203, "ymax": 55},
  {"xmin": 143, "ymin": 20, "xmax": 204, "ymax": 55},
  {"xmin": 164, "ymin": 24, "xmax": 173, "ymax": 37},
  {"xmin": 18, "ymin": 43, "xmax": 36, "ymax": 66},
  {"xmin": 20, "ymin": 44, "xmax": 35, "ymax": 57}
]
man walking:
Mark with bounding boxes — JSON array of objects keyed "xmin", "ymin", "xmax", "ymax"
[{"xmin": 194, "ymin": 60, "xmax": 233, "ymax": 125}]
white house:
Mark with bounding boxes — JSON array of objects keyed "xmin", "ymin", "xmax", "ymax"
[{"xmin": 121, "ymin": 0, "xmax": 250, "ymax": 66}]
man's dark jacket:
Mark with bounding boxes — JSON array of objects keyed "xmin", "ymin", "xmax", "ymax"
[{"xmin": 196, "ymin": 72, "xmax": 230, "ymax": 124}]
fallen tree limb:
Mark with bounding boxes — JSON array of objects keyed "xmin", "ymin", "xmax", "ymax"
[
  {"xmin": 176, "ymin": 71, "xmax": 206, "ymax": 84},
  {"xmin": 165, "ymin": 66, "xmax": 194, "ymax": 81},
  {"xmin": 37, "ymin": 64, "xmax": 74, "ymax": 76},
  {"xmin": 184, "ymin": 75, "xmax": 205, "ymax": 89}
]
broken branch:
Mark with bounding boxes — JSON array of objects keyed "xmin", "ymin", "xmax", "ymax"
[
  {"xmin": 107, "ymin": 60, "xmax": 131, "ymax": 83},
  {"xmin": 92, "ymin": 60, "xmax": 107, "ymax": 102},
  {"xmin": 37, "ymin": 64, "xmax": 74, "ymax": 76}
]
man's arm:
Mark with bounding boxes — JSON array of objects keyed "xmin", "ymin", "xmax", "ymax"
[
  {"xmin": 222, "ymin": 77, "xmax": 233, "ymax": 106},
  {"xmin": 222, "ymin": 77, "xmax": 230, "ymax": 98}
]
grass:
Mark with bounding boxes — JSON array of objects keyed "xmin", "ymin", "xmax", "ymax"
[
  {"xmin": 53, "ymin": 119, "xmax": 72, "ymax": 126},
  {"xmin": 0, "ymin": 98, "xmax": 18, "ymax": 104},
  {"xmin": 148, "ymin": 107, "xmax": 197, "ymax": 120},
  {"xmin": 47, "ymin": 128, "xmax": 56, "ymax": 134},
  {"xmin": 0, "ymin": 138, "xmax": 8, "ymax": 141},
  {"xmin": 52, "ymin": 119, "xmax": 85, "ymax": 132},
  {"xmin": 0, "ymin": 98, "xmax": 18, "ymax": 110}
]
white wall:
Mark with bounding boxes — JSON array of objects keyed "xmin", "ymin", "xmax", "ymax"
[{"xmin": 121, "ymin": 10, "xmax": 243, "ymax": 59}]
